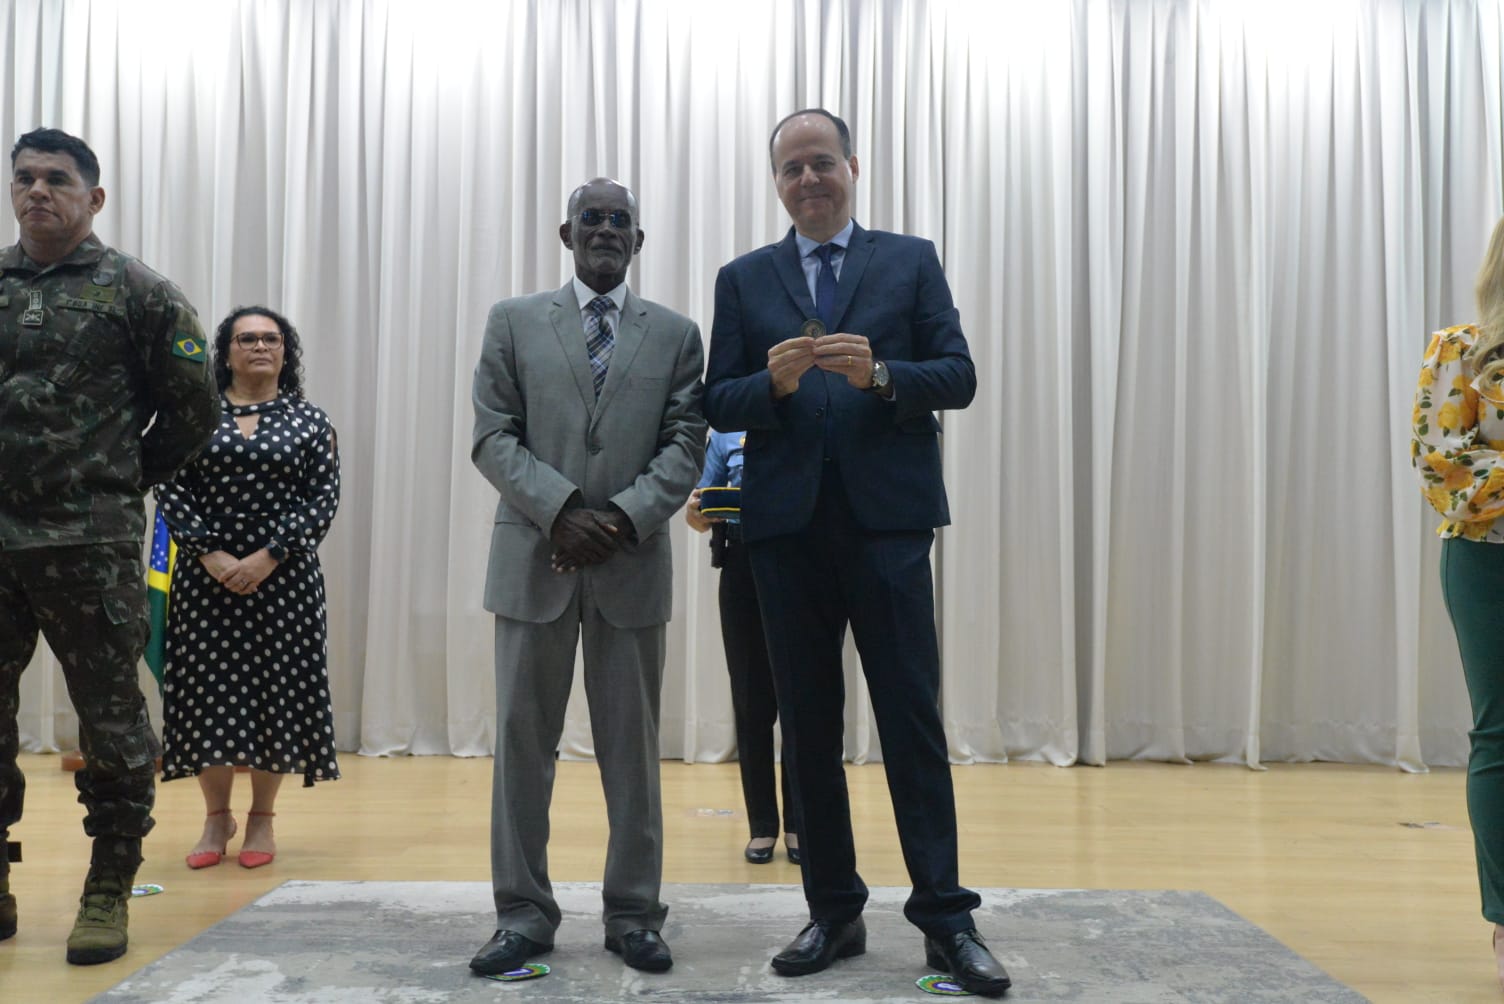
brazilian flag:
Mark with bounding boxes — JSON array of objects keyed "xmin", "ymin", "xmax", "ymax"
[{"xmin": 144, "ymin": 510, "xmax": 176, "ymax": 693}]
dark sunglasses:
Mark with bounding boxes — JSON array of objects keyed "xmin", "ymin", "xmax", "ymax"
[{"xmin": 578, "ymin": 208, "xmax": 633, "ymax": 229}]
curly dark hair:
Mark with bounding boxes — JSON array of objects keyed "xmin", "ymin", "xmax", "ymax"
[{"xmin": 212, "ymin": 305, "xmax": 305, "ymax": 396}]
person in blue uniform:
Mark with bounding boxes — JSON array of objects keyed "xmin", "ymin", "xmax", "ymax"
[{"xmin": 686, "ymin": 429, "xmax": 800, "ymax": 864}]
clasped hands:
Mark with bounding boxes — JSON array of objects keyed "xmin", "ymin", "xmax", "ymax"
[
  {"xmin": 200, "ymin": 548, "xmax": 280, "ymax": 595},
  {"xmin": 551, "ymin": 507, "xmax": 632, "ymax": 573},
  {"xmin": 769, "ymin": 332, "xmax": 874, "ymax": 398}
]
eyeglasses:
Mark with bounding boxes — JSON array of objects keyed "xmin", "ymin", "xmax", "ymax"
[
  {"xmin": 578, "ymin": 208, "xmax": 633, "ymax": 229},
  {"xmin": 232, "ymin": 332, "xmax": 284, "ymax": 349}
]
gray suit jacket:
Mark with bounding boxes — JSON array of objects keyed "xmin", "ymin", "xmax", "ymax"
[{"xmin": 472, "ymin": 283, "xmax": 706, "ymax": 628}]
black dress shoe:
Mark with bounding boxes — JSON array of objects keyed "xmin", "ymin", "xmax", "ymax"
[
  {"xmin": 469, "ymin": 929, "xmax": 552, "ymax": 975},
  {"xmin": 785, "ymin": 844, "xmax": 801, "ymax": 865},
  {"xmin": 771, "ymin": 917, "xmax": 866, "ymax": 976},
  {"xmin": 925, "ymin": 929, "xmax": 1011, "ymax": 997},
  {"xmin": 744, "ymin": 840, "xmax": 774, "ymax": 864},
  {"xmin": 605, "ymin": 929, "xmax": 673, "ymax": 972}
]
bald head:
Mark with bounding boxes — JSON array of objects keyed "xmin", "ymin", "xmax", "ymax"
[
  {"xmin": 567, "ymin": 177, "xmax": 638, "ymax": 219},
  {"xmin": 769, "ymin": 111, "xmax": 859, "ymax": 242},
  {"xmin": 560, "ymin": 177, "xmax": 645, "ymax": 294}
]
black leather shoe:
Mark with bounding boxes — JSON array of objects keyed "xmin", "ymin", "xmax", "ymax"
[
  {"xmin": 469, "ymin": 929, "xmax": 552, "ymax": 975},
  {"xmin": 605, "ymin": 929, "xmax": 673, "ymax": 972},
  {"xmin": 771, "ymin": 917, "xmax": 866, "ymax": 976},
  {"xmin": 785, "ymin": 844, "xmax": 802, "ymax": 865},
  {"xmin": 925, "ymin": 929, "xmax": 1011, "ymax": 997},
  {"xmin": 744, "ymin": 840, "xmax": 774, "ymax": 864}
]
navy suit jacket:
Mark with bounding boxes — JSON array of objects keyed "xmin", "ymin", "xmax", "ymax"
[{"xmin": 704, "ymin": 223, "xmax": 975, "ymax": 542}]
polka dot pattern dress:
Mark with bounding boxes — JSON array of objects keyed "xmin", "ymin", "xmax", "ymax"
[{"xmin": 154, "ymin": 394, "xmax": 341, "ymax": 787}]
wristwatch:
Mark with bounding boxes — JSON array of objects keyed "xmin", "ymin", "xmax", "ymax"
[
  {"xmin": 266, "ymin": 541, "xmax": 288, "ymax": 562},
  {"xmin": 869, "ymin": 359, "xmax": 892, "ymax": 395}
]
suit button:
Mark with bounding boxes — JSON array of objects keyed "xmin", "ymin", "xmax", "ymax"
[
  {"xmin": 589, "ymin": 443, "xmax": 602, "ymax": 455},
  {"xmin": 823, "ymin": 456, "xmax": 832, "ymax": 463},
  {"xmin": 815, "ymin": 408, "xmax": 825, "ymax": 418}
]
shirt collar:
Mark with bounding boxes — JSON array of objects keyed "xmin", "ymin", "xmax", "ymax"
[
  {"xmin": 573, "ymin": 276, "xmax": 627, "ymax": 313},
  {"xmin": 795, "ymin": 218, "xmax": 856, "ymax": 260}
]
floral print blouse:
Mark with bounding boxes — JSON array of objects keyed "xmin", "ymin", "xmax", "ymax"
[{"xmin": 1413, "ymin": 324, "xmax": 1504, "ymax": 541}]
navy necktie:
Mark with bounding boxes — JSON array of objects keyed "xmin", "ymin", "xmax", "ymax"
[
  {"xmin": 814, "ymin": 243, "xmax": 839, "ymax": 331},
  {"xmin": 585, "ymin": 295, "xmax": 614, "ymax": 395}
]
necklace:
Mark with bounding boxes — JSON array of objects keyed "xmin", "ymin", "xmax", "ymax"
[{"xmin": 226, "ymin": 387, "xmax": 278, "ymax": 406}]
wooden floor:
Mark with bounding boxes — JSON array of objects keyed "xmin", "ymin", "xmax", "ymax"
[{"xmin": 0, "ymin": 753, "xmax": 1493, "ymax": 1002}]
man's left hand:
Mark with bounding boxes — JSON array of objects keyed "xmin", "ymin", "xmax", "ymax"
[
  {"xmin": 551, "ymin": 509, "xmax": 633, "ymax": 572},
  {"xmin": 812, "ymin": 333, "xmax": 874, "ymax": 389}
]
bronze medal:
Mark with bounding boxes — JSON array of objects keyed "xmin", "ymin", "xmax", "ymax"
[{"xmin": 801, "ymin": 318, "xmax": 826, "ymax": 340}]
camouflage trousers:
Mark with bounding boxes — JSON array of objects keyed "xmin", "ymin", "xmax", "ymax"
[{"xmin": 0, "ymin": 541, "xmax": 159, "ymax": 842}]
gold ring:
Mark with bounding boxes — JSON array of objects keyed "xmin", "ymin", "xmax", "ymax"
[{"xmin": 846, "ymin": 355, "xmax": 852, "ymax": 366}]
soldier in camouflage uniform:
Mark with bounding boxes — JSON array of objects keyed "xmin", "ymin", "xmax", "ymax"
[{"xmin": 0, "ymin": 128, "xmax": 220, "ymax": 965}]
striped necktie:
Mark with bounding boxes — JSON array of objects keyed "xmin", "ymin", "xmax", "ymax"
[{"xmin": 585, "ymin": 295, "xmax": 615, "ymax": 395}]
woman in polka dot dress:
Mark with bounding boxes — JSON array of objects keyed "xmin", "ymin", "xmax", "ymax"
[{"xmin": 154, "ymin": 306, "xmax": 340, "ymax": 870}]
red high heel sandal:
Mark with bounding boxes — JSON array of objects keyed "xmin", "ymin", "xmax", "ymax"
[
  {"xmin": 238, "ymin": 811, "xmax": 276, "ymax": 869},
  {"xmin": 185, "ymin": 808, "xmax": 236, "ymax": 869}
]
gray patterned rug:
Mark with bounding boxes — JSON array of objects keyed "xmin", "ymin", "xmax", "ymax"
[{"xmin": 94, "ymin": 881, "xmax": 1366, "ymax": 1003}]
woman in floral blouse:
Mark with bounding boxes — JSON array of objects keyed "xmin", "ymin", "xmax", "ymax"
[{"xmin": 1413, "ymin": 216, "xmax": 1504, "ymax": 989}]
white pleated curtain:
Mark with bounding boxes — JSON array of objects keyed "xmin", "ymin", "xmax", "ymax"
[{"xmin": 6, "ymin": 0, "xmax": 1490, "ymax": 770}]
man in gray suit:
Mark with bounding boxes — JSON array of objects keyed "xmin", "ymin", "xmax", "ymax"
[{"xmin": 469, "ymin": 178, "xmax": 706, "ymax": 977}]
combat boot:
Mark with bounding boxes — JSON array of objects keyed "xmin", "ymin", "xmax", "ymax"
[
  {"xmin": 0, "ymin": 837, "xmax": 17, "ymax": 941},
  {"xmin": 65, "ymin": 837, "xmax": 140, "ymax": 965}
]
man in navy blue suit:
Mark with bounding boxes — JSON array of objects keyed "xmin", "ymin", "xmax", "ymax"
[{"xmin": 704, "ymin": 109, "xmax": 1009, "ymax": 997}]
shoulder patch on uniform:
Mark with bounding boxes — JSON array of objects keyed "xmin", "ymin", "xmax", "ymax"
[{"xmin": 171, "ymin": 334, "xmax": 206, "ymax": 362}]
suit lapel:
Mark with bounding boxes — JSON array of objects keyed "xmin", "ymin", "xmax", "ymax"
[
  {"xmin": 828, "ymin": 223, "xmax": 874, "ymax": 333},
  {"xmin": 773, "ymin": 224, "xmax": 875, "ymax": 332},
  {"xmin": 592, "ymin": 290, "xmax": 647, "ymax": 422},
  {"xmin": 772, "ymin": 229, "xmax": 818, "ymax": 322},
  {"xmin": 548, "ymin": 283, "xmax": 597, "ymax": 409}
]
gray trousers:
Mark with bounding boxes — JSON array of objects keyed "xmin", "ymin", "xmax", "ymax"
[{"xmin": 490, "ymin": 580, "xmax": 667, "ymax": 942}]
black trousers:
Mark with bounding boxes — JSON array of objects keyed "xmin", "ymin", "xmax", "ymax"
[
  {"xmin": 748, "ymin": 479, "xmax": 979, "ymax": 936},
  {"xmin": 717, "ymin": 533, "xmax": 799, "ymax": 838}
]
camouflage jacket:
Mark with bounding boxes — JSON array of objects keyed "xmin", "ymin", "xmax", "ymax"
[{"xmin": 0, "ymin": 234, "xmax": 221, "ymax": 550}]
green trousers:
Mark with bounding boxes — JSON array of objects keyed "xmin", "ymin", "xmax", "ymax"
[{"xmin": 1442, "ymin": 536, "xmax": 1504, "ymax": 923}]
